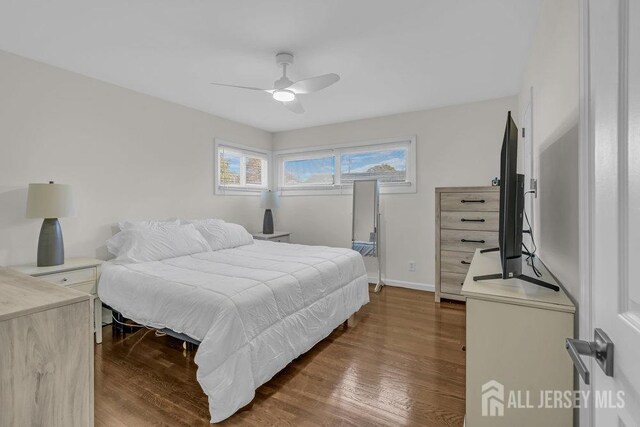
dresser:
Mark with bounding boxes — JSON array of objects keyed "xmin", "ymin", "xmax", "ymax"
[
  {"xmin": 435, "ymin": 186, "xmax": 500, "ymax": 302},
  {"xmin": 11, "ymin": 258, "xmax": 103, "ymax": 343},
  {"xmin": 0, "ymin": 268, "xmax": 94, "ymax": 426},
  {"xmin": 252, "ymin": 231, "xmax": 291, "ymax": 243},
  {"xmin": 462, "ymin": 249, "xmax": 574, "ymax": 426}
]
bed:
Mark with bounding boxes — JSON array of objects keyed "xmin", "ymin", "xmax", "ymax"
[{"xmin": 98, "ymin": 238, "xmax": 369, "ymax": 423}]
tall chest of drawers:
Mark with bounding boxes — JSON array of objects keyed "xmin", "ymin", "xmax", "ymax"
[{"xmin": 435, "ymin": 186, "xmax": 500, "ymax": 302}]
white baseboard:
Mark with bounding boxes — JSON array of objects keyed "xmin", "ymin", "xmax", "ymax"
[{"xmin": 368, "ymin": 276, "xmax": 435, "ymax": 293}]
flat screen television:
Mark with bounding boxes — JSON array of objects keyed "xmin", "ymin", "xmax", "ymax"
[
  {"xmin": 473, "ymin": 111, "xmax": 559, "ymax": 291},
  {"xmin": 498, "ymin": 111, "xmax": 525, "ymax": 279}
]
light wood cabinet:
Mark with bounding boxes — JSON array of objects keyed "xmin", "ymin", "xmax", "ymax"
[
  {"xmin": 435, "ymin": 186, "xmax": 499, "ymax": 302},
  {"xmin": 11, "ymin": 258, "xmax": 103, "ymax": 343},
  {"xmin": 0, "ymin": 268, "xmax": 94, "ymax": 426}
]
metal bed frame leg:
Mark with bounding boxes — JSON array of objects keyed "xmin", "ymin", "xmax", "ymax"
[
  {"xmin": 112, "ymin": 310, "xmax": 126, "ymax": 337},
  {"xmin": 184, "ymin": 341, "xmax": 198, "ymax": 352}
]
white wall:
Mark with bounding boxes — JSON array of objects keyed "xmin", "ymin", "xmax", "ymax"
[
  {"xmin": 272, "ymin": 96, "xmax": 517, "ymax": 288},
  {"xmin": 0, "ymin": 48, "xmax": 525, "ymax": 293},
  {"xmin": 0, "ymin": 50, "xmax": 272, "ymax": 266},
  {"xmin": 518, "ymin": 0, "xmax": 579, "ymax": 303}
]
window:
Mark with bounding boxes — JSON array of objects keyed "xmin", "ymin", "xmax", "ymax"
[
  {"xmin": 283, "ymin": 155, "xmax": 335, "ymax": 186},
  {"xmin": 340, "ymin": 147, "xmax": 408, "ymax": 183},
  {"xmin": 215, "ymin": 140, "xmax": 268, "ymax": 194},
  {"xmin": 275, "ymin": 137, "xmax": 416, "ymax": 195}
]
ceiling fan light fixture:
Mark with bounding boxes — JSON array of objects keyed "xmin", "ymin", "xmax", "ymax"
[{"xmin": 273, "ymin": 89, "xmax": 295, "ymax": 102}]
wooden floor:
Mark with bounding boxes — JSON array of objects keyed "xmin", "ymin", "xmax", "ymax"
[{"xmin": 95, "ymin": 287, "xmax": 466, "ymax": 426}]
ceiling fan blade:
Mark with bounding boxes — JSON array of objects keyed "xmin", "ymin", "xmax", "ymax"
[
  {"xmin": 210, "ymin": 82, "xmax": 273, "ymax": 93},
  {"xmin": 287, "ymin": 73, "xmax": 340, "ymax": 94},
  {"xmin": 282, "ymin": 98, "xmax": 304, "ymax": 114}
]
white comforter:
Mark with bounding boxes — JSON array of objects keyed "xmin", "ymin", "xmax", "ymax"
[{"xmin": 98, "ymin": 240, "xmax": 369, "ymax": 423}]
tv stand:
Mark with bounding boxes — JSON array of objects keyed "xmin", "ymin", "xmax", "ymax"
[{"xmin": 462, "ymin": 248, "xmax": 575, "ymax": 427}]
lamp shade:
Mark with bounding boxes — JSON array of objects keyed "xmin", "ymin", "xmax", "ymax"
[
  {"xmin": 26, "ymin": 182, "xmax": 75, "ymax": 219},
  {"xmin": 260, "ymin": 190, "xmax": 280, "ymax": 209}
]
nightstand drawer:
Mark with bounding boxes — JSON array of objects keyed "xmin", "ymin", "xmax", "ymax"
[
  {"xmin": 68, "ymin": 281, "xmax": 97, "ymax": 295},
  {"xmin": 272, "ymin": 236, "xmax": 290, "ymax": 243},
  {"xmin": 39, "ymin": 267, "xmax": 96, "ymax": 286}
]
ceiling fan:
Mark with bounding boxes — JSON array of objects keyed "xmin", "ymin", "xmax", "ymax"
[{"xmin": 210, "ymin": 52, "xmax": 340, "ymax": 114}]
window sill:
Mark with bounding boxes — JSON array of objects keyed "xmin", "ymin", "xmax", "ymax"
[
  {"xmin": 215, "ymin": 186, "xmax": 265, "ymax": 196},
  {"xmin": 278, "ymin": 182, "xmax": 416, "ymax": 196}
]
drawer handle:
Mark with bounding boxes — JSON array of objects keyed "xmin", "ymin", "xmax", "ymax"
[
  {"xmin": 62, "ymin": 278, "xmax": 68, "ymax": 282},
  {"xmin": 461, "ymin": 218, "xmax": 485, "ymax": 222},
  {"xmin": 461, "ymin": 239, "xmax": 485, "ymax": 243},
  {"xmin": 461, "ymin": 261, "xmax": 471, "ymax": 265},
  {"xmin": 460, "ymin": 199, "xmax": 485, "ymax": 204}
]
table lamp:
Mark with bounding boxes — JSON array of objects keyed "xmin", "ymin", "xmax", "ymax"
[
  {"xmin": 26, "ymin": 181, "xmax": 75, "ymax": 266},
  {"xmin": 260, "ymin": 190, "xmax": 280, "ymax": 234}
]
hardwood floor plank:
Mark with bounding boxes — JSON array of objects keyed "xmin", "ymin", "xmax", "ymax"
[{"xmin": 95, "ymin": 286, "xmax": 466, "ymax": 426}]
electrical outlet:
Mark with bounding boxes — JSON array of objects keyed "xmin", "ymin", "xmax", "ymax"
[
  {"xmin": 530, "ymin": 178, "xmax": 538, "ymax": 198},
  {"xmin": 408, "ymin": 261, "xmax": 416, "ymax": 272}
]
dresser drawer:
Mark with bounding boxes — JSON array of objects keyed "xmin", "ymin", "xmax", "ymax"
[
  {"xmin": 441, "ymin": 211, "xmax": 499, "ymax": 231},
  {"xmin": 440, "ymin": 192, "xmax": 499, "ymax": 212},
  {"xmin": 68, "ymin": 281, "xmax": 97, "ymax": 295},
  {"xmin": 441, "ymin": 250, "xmax": 474, "ymax": 274},
  {"xmin": 441, "ymin": 229, "xmax": 499, "ymax": 252},
  {"xmin": 38, "ymin": 267, "xmax": 96, "ymax": 286},
  {"xmin": 441, "ymin": 271, "xmax": 468, "ymax": 295}
]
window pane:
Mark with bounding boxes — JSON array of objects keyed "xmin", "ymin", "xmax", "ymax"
[
  {"xmin": 340, "ymin": 148, "xmax": 407, "ymax": 182},
  {"xmin": 284, "ymin": 156, "xmax": 335, "ymax": 185},
  {"xmin": 246, "ymin": 157, "xmax": 264, "ymax": 185},
  {"xmin": 219, "ymin": 151, "xmax": 241, "ymax": 185}
]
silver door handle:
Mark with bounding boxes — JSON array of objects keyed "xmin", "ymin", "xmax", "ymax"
[{"xmin": 565, "ymin": 328, "xmax": 614, "ymax": 385}]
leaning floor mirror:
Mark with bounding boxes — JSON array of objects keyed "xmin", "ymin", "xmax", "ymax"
[{"xmin": 352, "ymin": 179, "xmax": 384, "ymax": 292}]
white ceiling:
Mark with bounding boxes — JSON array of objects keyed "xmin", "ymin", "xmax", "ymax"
[{"xmin": 0, "ymin": 0, "xmax": 541, "ymax": 132}]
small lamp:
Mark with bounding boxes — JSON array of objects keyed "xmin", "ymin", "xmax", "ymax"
[
  {"xmin": 26, "ymin": 181, "xmax": 74, "ymax": 267},
  {"xmin": 260, "ymin": 190, "xmax": 280, "ymax": 235}
]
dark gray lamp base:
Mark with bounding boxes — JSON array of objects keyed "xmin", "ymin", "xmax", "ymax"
[
  {"xmin": 262, "ymin": 209, "xmax": 274, "ymax": 234},
  {"xmin": 37, "ymin": 218, "xmax": 64, "ymax": 267}
]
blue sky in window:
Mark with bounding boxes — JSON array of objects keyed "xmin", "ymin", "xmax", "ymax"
[
  {"xmin": 341, "ymin": 149, "xmax": 407, "ymax": 173},
  {"xmin": 284, "ymin": 157, "xmax": 334, "ymax": 182},
  {"xmin": 221, "ymin": 152, "xmax": 241, "ymax": 173}
]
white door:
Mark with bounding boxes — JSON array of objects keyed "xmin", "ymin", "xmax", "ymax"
[{"xmin": 582, "ymin": 0, "xmax": 640, "ymax": 425}]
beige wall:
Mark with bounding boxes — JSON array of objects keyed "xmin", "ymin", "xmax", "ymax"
[
  {"xmin": 273, "ymin": 96, "xmax": 517, "ymax": 288},
  {"xmin": 0, "ymin": 50, "xmax": 272, "ymax": 266},
  {"xmin": 518, "ymin": 0, "xmax": 579, "ymax": 302}
]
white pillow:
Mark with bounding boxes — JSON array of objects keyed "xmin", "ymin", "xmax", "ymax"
[
  {"xmin": 188, "ymin": 220, "xmax": 254, "ymax": 250},
  {"xmin": 218, "ymin": 222, "xmax": 254, "ymax": 249},
  {"xmin": 106, "ymin": 224, "xmax": 212, "ymax": 264},
  {"xmin": 187, "ymin": 219, "xmax": 227, "ymax": 251},
  {"xmin": 180, "ymin": 218, "xmax": 225, "ymax": 226},
  {"xmin": 118, "ymin": 219, "xmax": 180, "ymax": 231}
]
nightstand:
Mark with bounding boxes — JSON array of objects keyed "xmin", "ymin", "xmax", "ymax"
[
  {"xmin": 252, "ymin": 231, "xmax": 291, "ymax": 243},
  {"xmin": 11, "ymin": 257, "xmax": 104, "ymax": 344}
]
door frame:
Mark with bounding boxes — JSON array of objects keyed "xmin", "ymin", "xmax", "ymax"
[{"xmin": 578, "ymin": 0, "xmax": 595, "ymax": 426}]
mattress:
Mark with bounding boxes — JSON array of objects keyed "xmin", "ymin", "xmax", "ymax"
[{"xmin": 98, "ymin": 240, "xmax": 369, "ymax": 423}]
